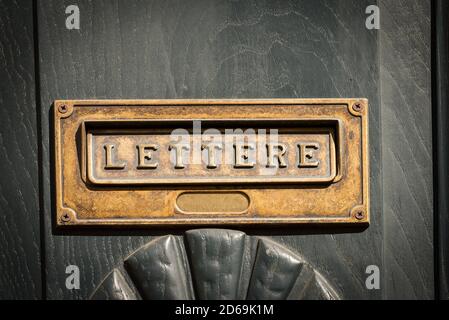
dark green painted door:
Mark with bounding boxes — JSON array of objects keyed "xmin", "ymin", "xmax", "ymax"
[{"xmin": 0, "ymin": 0, "xmax": 434, "ymax": 299}]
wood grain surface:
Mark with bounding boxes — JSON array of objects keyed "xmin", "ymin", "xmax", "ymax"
[
  {"xmin": 380, "ymin": 0, "xmax": 434, "ymax": 299},
  {"xmin": 32, "ymin": 0, "xmax": 434, "ymax": 299},
  {"xmin": 0, "ymin": 0, "xmax": 42, "ymax": 299},
  {"xmin": 37, "ymin": 0, "xmax": 381, "ymax": 299}
]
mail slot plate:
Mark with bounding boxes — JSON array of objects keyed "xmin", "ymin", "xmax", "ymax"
[
  {"xmin": 84, "ymin": 119, "xmax": 339, "ymax": 185},
  {"xmin": 54, "ymin": 99, "xmax": 369, "ymax": 227}
]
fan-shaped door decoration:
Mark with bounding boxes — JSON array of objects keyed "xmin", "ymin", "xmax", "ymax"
[{"xmin": 90, "ymin": 229, "xmax": 340, "ymax": 300}]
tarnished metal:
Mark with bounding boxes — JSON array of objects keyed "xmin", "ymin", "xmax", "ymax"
[
  {"xmin": 54, "ymin": 99, "xmax": 369, "ymax": 227},
  {"xmin": 84, "ymin": 120, "xmax": 338, "ymax": 185}
]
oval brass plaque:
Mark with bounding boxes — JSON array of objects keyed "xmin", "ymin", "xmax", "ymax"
[
  {"xmin": 175, "ymin": 192, "xmax": 250, "ymax": 214},
  {"xmin": 54, "ymin": 99, "xmax": 369, "ymax": 227}
]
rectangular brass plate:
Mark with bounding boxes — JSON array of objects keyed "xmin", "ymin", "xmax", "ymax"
[{"xmin": 54, "ymin": 99, "xmax": 369, "ymax": 227}]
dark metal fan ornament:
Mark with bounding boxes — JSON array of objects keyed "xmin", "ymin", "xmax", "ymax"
[{"xmin": 90, "ymin": 229, "xmax": 340, "ymax": 300}]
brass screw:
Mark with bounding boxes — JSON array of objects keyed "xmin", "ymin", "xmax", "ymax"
[
  {"xmin": 58, "ymin": 104, "xmax": 68, "ymax": 114},
  {"xmin": 352, "ymin": 102, "xmax": 363, "ymax": 113},
  {"xmin": 355, "ymin": 210, "xmax": 365, "ymax": 220},
  {"xmin": 61, "ymin": 212, "xmax": 71, "ymax": 223}
]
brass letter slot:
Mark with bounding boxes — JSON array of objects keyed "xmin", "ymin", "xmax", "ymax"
[
  {"xmin": 82, "ymin": 119, "xmax": 341, "ymax": 186},
  {"xmin": 54, "ymin": 99, "xmax": 369, "ymax": 227}
]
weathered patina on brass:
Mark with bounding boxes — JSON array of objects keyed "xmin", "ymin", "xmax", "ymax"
[
  {"xmin": 84, "ymin": 120, "xmax": 338, "ymax": 185},
  {"xmin": 54, "ymin": 99, "xmax": 369, "ymax": 227}
]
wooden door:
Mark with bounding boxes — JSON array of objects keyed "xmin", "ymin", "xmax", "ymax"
[{"xmin": 0, "ymin": 0, "xmax": 437, "ymax": 299}]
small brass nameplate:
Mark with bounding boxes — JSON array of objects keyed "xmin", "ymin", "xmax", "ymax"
[{"xmin": 54, "ymin": 99, "xmax": 369, "ymax": 227}]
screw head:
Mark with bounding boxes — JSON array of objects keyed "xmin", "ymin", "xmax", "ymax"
[
  {"xmin": 58, "ymin": 104, "xmax": 68, "ymax": 114},
  {"xmin": 61, "ymin": 212, "xmax": 71, "ymax": 223},
  {"xmin": 355, "ymin": 210, "xmax": 365, "ymax": 220},
  {"xmin": 352, "ymin": 102, "xmax": 363, "ymax": 113}
]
